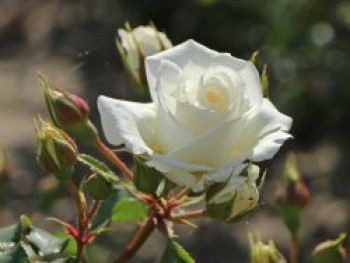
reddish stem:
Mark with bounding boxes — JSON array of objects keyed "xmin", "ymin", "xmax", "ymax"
[
  {"xmin": 94, "ymin": 139, "xmax": 134, "ymax": 180},
  {"xmin": 290, "ymin": 234, "xmax": 299, "ymax": 263},
  {"xmin": 66, "ymin": 179, "xmax": 86, "ymax": 260},
  {"xmin": 85, "ymin": 200, "xmax": 100, "ymax": 226},
  {"xmin": 115, "ymin": 215, "xmax": 155, "ymax": 263}
]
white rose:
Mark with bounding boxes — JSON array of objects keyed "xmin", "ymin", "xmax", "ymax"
[
  {"xmin": 98, "ymin": 40, "xmax": 292, "ymax": 190},
  {"xmin": 118, "ymin": 25, "xmax": 172, "ymax": 73}
]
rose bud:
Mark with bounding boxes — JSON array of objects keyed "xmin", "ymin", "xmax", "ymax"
[
  {"xmin": 35, "ymin": 120, "xmax": 78, "ymax": 182},
  {"xmin": 312, "ymin": 233, "xmax": 347, "ymax": 263},
  {"xmin": 249, "ymin": 233, "xmax": 286, "ymax": 263},
  {"xmin": 206, "ymin": 164, "xmax": 260, "ymax": 222},
  {"xmin": 0, "ymin": 147, "xmax": 10, "ymax": 180},
  {"xmin": 116, "ymin": 23, "xmax": 172, "ymax": 91},
  {"xmin": 86, "ymin": 173, "xmax": 113, "ymax": 200},
  {"xmin": 275, "ymin": 153, "xmax": 310, "ymax": 235},
  {"xmin": 38, "ymin": 73, "xmax": 98, "ymax": 145}
]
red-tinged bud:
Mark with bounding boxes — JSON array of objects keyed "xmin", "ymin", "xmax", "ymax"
[
  {"xmin": 38, "ymin": 73, "xmax": 98, "ymax": 145},
  {"xmin": 53, "ymin": 90, "xmax": 90, "ymax": 125},
  {"xmin": 286, "ymin": 180, "xmax": 310, "ymax": 208},
  {"xmin": 0, "ymin": 147, "xmax": 10, "ymax": 180},
  {"xmin": 275, "ymin": 153, "xmax": 311, "ymax": 235},
  {"xmin": 35, "ymin": 120, "xmax": 78, "ymax": 182}
]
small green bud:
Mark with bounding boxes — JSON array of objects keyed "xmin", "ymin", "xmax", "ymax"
[
  {"xmin": 38, "ymin": 73, "xmax": 98, "ymax": 145},
  {"xmin": 206, "ymin": 164, "xmax": 260, "ymax": 222},
  {"xmin": 134, "ymin": 158, "xmax": 174, "ymax": 196},
  {"xmin": 86, "ymin": 173, "xmax": 113, "ymax": 200},
  {"xmin": 35, "ymin": 120, "xmax": 78, "ymax": 182},
  {"xmin": 249, "ymin": 233, "xmax": 286, "ymax": 263},
  {"xmin": 312, "ymin": 233, "xmax": 347, "ymax": 263}
]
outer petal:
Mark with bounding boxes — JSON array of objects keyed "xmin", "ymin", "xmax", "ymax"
[
  {"xmin": 166, "ymin": 99, "xmax": 292, "ymax": 167},
  {"xmin": 97, "ymin": 96, "xmax": 156, "ymax": 154},
  {"xmin": 145, "ymin": 40, "xmax": 219, "ymax": 103}
]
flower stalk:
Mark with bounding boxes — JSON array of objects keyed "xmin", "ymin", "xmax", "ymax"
[
  {"xmin": 115, "ymin": 215, "xmax": 155, "ymax": 263},
  {"xmin": 94, "ymin": 138, "xmax": 134, "ymax": 180},
  {"xmin": 66, "ymin": 179, "xmax": 86, "ymax": 260}
]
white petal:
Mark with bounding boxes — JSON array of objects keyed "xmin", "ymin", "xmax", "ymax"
[
  {"xmin": 239, "ymin": 62, "xmax": 264, "ymax": 106},
  {"xmin": 145, "ymin": 40, "xmax": 219, "ymax": 102},
  {"xmin": 250, "ymin": 99, "xmax": 293, "ymax": 161},
  {"xmin": 166, "ymin": 99, "xmax": 291, "ymax": 167},
  {"xmin": 97, "ymin": 96, "xmax": 156, "ymax": 154},
  {"xmin": 147, "ymin": 153, "xmax": 213, "ymax": 189}
]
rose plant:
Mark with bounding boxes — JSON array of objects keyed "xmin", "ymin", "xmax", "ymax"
[{"xmin": 0, "ymin": 23, "xmax": 346, "ymax": 263}]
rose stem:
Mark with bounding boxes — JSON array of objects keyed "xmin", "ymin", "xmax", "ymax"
[
  {"xmin": 290, "ymin": 234, "xmax": 299, "ymax": 263},
  {"xmin": 66, "ymin": 179, "xmax": 86, "ymax": 260},
  {"xmin": 86, "ymin": 200, "xmax": 101, "ymax": 226},
  {"xmin": 94, "ymin": 138, "xmax": 134, "ymax": 180},
  {"xmin": 115, "ymin": 215, "xmax": 155, "ymax": 263},
  {"xmin": 171, "ymin": 209, "xmax": 206, "ymax": 220}
]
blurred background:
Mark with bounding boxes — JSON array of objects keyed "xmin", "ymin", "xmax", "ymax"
[{"xmin": 0, "ymin": 0, "xmax": 349, "ymax": 262}]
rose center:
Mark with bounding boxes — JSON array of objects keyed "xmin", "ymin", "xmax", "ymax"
[{"xmin": 199, "ymin": 84, "xmax": 230, "ymax": 112}]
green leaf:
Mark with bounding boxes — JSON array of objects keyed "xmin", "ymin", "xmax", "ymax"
[
  {"xmin": 112, "ymin": 197, "xmax": 148, "ymax": 222},
  {"xmin": 0, "ymin": 245, "xmax": 28, "ymax": 263},
  {"xmin": 91, "ymin": 189, "xmax": 121, "ymax": 229},
  {"xmin": 134, "ymin": 158, "xmax": 174, "ymax": 196},
  {"xmin": 160, "ymin": 239, "xmax": 195, "ymax": 263},
  {"xmin": 77, "ymin": 154, "xmax": 118, "ymax": 182},
  {"xmin": 26, "ymin": 227, "xmax": 69, "ymax": 256},
  {"xmin": 0, "ymin": 222, "xmax": 22, "ymax": 243}
]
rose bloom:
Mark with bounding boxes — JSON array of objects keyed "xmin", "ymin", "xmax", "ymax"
[{"xmin": 98, "ymin": 40, "xmax": 292, "ymax": 191}]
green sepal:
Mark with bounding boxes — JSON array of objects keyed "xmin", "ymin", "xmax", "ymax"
[
  {"xmin": 312, "ymin": 233, "xmax": 347, "ymax": 263},
  {"xmin": 64, "ymin": 120, "xmax": 98, "ymax": 146},
  {"xmin": 160, "ymin": 238, "xmax": 195, "ymax": 263},
  {"xmin": 134, "ymin": 158, "xmax": 174, "ymax": 196}
]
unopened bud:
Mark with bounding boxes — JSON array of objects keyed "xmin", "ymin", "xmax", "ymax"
[
  {"xmin": 86, "ymin": 173, "xmax": 113, "ymax": 200},
  {"xmin": 35, "ymin": 120, "xmax": 78, "ymax": 182},
  {"xmin": 312, "ymin": 233, "xmax": 347, "ymax": 263},
  {"xmin": 275, "ymin": 153, "xmax": 311, "ymax": 235},
  {"xmin": 116, "ymin": 23, "xmax": 172, "ymax": 90},
  {"xmin": 206, "ymin": 164, "xmax": 260, "ymax": 222},
  {"xmin": 249, "ymin": 233, "xmax": 286, "ymax": 263},
  {"xmin": 38, "ymin": 73, "xmax": 98, "ymax": 145},
  {"xmin": 0, "ymin": 147, "xmax": 10, "ymax": 180}
]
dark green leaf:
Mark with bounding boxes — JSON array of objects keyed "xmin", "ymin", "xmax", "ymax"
[
  {"xmin": 160, "ymin": 239, "xmax": 195, "ymax": 263},
  {"xmin": 91, "ymin": 189, "xmax": 121, "ymax": 229},
  {"xmin": 26, "ymin": 227, "xmax": 69, "ymax": 256},
  {"xmin": 112, "ymin": 197, "xmax": 148, "ymax": 222},
  {"xmin": 0, "ymin": 222, "xmax": 22, "ymax": 243},
  {"xmin": 77, "ymin": 154, "xmax": 118, "ymax": 182},
  {"xmin": 0, "ymin": 245, "xmax": 29, "ymax": 263}
]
